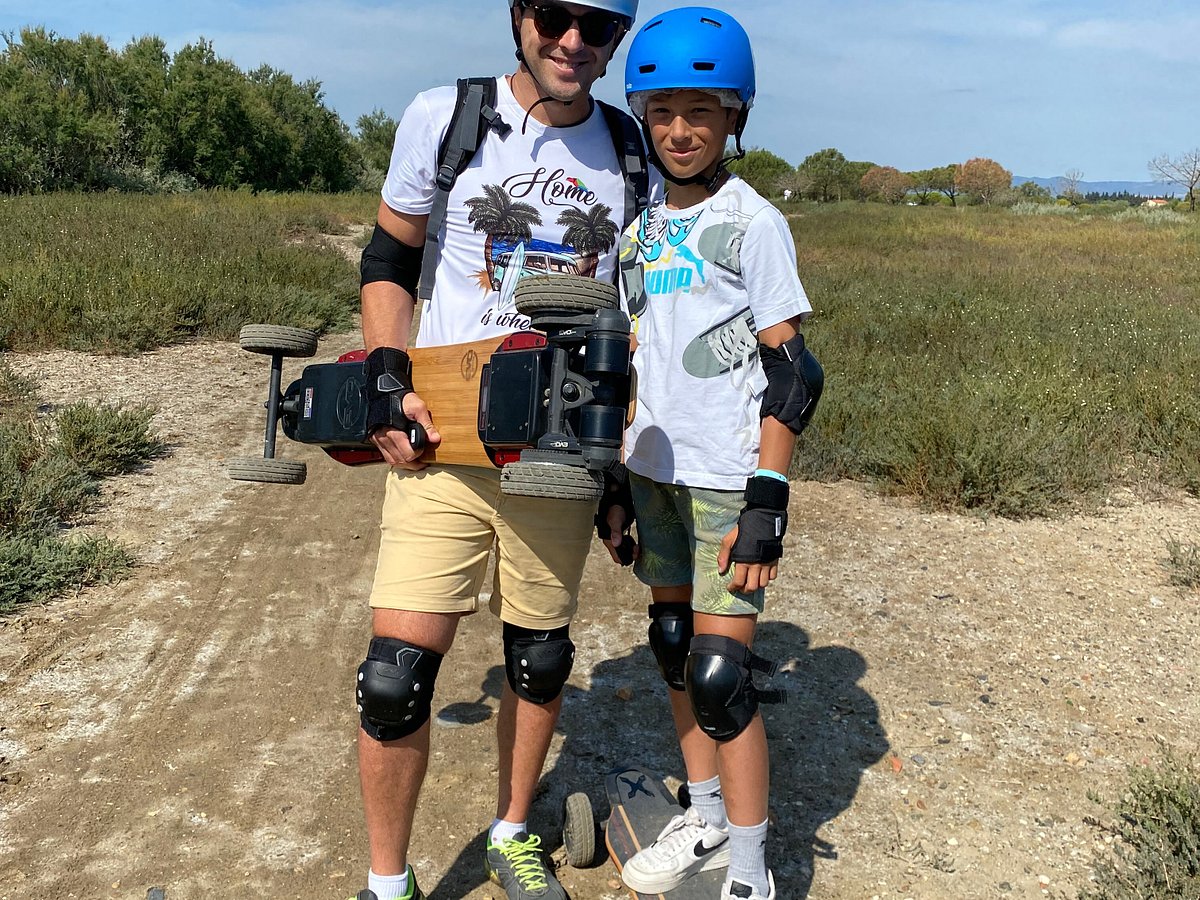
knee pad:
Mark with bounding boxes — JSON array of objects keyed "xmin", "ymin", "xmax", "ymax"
[
  {"xmin": 685, "ymin": 634, "xmax": 786, "ymax": 743},
  {"xmin": 356, "ymin": 636, "xmax": 444, "ymax": 742},
  {"xmin": 503, "ymin": 623, "xmax": 575, "ymax": 704},
  {"xmin": 648, "ymin": 602, "xmax": 693, "ymax": 691}
]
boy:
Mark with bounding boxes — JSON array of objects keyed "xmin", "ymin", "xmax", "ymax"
[{"xmin": 602, "ymin": 8, "xmax": 823, "ymax": 899}]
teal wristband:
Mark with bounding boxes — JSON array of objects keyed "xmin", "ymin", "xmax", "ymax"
[{"xmin": 754, "ymin": 468, "xmax": 788, "ymax": 483}]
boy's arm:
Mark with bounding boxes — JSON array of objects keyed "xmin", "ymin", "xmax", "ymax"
[{"xmin": 719, "ymin": 316, "xmax": 803, "ymax": 593}]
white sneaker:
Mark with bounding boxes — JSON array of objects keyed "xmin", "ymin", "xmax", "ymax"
[
  {"xmin": 620, "ymin": 806, "xmax": 730, "ymax": 893},
  {"xmin": 722, "ymin": 870, "xmax": 777, "ymax": 900}
]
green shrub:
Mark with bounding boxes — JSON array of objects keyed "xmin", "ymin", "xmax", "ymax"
[
  {"xmin": 0, "ymin": 367, "xmax": 158, "ymax": 608},
  {"xmin": 1082, "ymin": 749, "xmax": 1200, "ymax": 899},
  {"xmin": 0, "ymin": 533, "xmax": 132, "ymax": 612},
  {"xmin": 53, "ymin": 402, "xmax": 167, "ymax": 477},
  {"xmin": 1164, "ymin": 537, "xmax": 1200, "ymax": 590}
]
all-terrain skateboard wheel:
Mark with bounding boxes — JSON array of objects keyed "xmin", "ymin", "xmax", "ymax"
[
  {"xmin": 228, "ymin": 457, "xmax": 307, "ymax": 485},
  {"xmin": 514, "ymin": 275, "xmax": 619, "ymax": 316},
  {"xmin": 561, "ymin": 791, "xmax": 597, "ymax": 868},
  {"xmin": 238, "ymin": 324, "xmax": 319, "ymax": 357},
  {"xmin": 500, "ymin": 460, "xmax": 603, "ymax": 501}
]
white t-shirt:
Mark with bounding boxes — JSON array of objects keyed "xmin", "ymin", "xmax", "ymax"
[
  {"xmin": 618, "ymin": 176, "xmax": 812, "ymax": 490},
  {"xmin": 382, "ymin": 76, "xmax": 637, "ymax": 348}
]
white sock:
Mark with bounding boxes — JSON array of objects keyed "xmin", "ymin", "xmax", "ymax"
[
  {"xmin": 368, "ymin": 866, "xmax": 409, "ymax": 900},
  {"xmin": 687, "ymin": 775, "xmax": 728, "ymax": 830},
  {"xmin": 490, "ymin": 817, "xmax": 527, "ymax": 844},
  {"xmin": 727, "ymin": 818, "xmax": 769, "ymax": 897}
]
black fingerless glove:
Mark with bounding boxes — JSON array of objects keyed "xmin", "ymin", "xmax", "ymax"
[
  {"xmin": 364, "ymin": 347, "xmax": 415, "ymax": 435},
  {"xmin": 595, "ymin": 465, "xmax": 635, "ymax": 566},
  {"xmin": 729, "ymin": 475, "xmax": 789, "ymax": 565}
]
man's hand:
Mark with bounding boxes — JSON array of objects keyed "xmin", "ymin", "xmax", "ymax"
[{"xmin": 369, "ymin": 391, "xmax": 441, "ymax": 469}]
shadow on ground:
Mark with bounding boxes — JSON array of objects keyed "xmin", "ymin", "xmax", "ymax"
[{"xmin": 426, "ymin": 621, "xmax": 887, "ymax": 899}]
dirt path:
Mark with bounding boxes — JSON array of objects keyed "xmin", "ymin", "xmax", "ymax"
[{"xmin": 1, "ymin": 332, "xmax": 1198, "ymax": 900}]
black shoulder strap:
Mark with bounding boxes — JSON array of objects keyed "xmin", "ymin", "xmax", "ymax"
[
  {"xmin": 419, "ymin": 77, "xmax": 510, "ymax": 301},
  {"xmin": 598, "ymin": 100, "xmax": 649, "ymax": 229}
]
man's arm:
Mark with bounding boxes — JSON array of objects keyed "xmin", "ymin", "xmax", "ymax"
[
  {"xmin": 362, "ymin": 201, "xmax": 442, "ymax": 466},
  {"xmin": 362, "ymin": 201, "xmax": 425, "ymax": 352}
]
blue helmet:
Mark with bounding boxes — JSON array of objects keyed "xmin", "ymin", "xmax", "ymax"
[{"xmin": 624, "ymin": 7, "xmax": 755, "ymax": 110}]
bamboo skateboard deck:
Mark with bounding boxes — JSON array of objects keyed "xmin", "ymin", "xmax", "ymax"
[{"xmin": 407, "ymin": 336, "xmax": 499, "ymax": 467}]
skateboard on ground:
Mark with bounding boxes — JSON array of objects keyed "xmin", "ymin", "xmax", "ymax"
[
  {"xmin": 227, "ymin": 275, "xmax": 632, "ymax": 503},
  {"xmin": 560, "ymin": 766, "xmax": 722, "ymax": 900}
]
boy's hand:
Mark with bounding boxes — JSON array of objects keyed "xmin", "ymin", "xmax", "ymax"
[
  {"xmin": 718, "ymin": 526, "xmax": 779, "ymax": 593},
  {"xmin": 718, "ymin": 474, "xmax": 789, "ymax": 593},
  {"xmin": 595, "ymin": 466, "xmax": 637, "ymax": 566},
  {"xmin": 602, "ymin": 505, "xmax": 639, "ymax": 566}
]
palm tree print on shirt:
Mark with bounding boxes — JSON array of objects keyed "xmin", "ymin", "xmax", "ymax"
[
  {"xmin": 465, "ymin": 184, "xmax": 542, "ymax": 289},
  {"xmin": 556, "ymin": 203, "xmax": 619, "ymax": 279}
]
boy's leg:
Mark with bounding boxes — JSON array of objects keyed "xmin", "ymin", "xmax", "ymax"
[
  {"xmin": 649, "ymin": 585, "xmax": 719, "ymax": 785},
  {"xmin": 694, "ymin": 612, "xmax": 769, "ymax": 827},
  {"xmin": 687, "ymin": 492, "xmax": 773, "ymax": 899},
  {"xmin": 692, "ymin": 617, "xmax": 772, "ymax": 898}
]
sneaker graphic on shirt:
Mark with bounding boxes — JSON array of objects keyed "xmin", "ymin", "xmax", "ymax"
[
  {"xmin": 681, "ymin": 308, "xmax": 759, "ymax": 379},
  {"xmin": 620, "ymin": 806, "xmax": 731, "ymax": 893}
]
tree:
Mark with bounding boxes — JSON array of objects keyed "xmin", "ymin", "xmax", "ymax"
[
  {"xmin": 860, "ymin": 165, "xmax": 913, "ymax": 204},
  {"xmin": 1016, "ymin": 180, "xmax": 1052, "ymax": 202},
  {"xmin": 908, "ymin": 169, "xmax": 938, "ymax": 204},
  {"xmin": 1149, "ymin": 150, "xmax": 1200, "ymax": 212},
  {"xmin": 1058, "ymin": 168, "xmax": 1084, "ymax": 205},
  {"xmin": 356, "ymin": 108, "xmax": 398, "ymax": 174},
  {"xmin": 956, "ymin": 157, "xmax": 1012, "ymax": 205},
  {"xmin": 0, "ymin": 28, "xmax": 123, "ymax": 191},
  {"xmin": 928, "ymin": 164, "xmax": 959, "ymax": 206},
  {"xmin": 798, "ymin": 148, "xmax": 850, "ymax": 202},
  {"xmin": 727, "ymin": 148, "xmax": 793, "ymax": 197},
  {"xmin": 843, "ymin": 160, "xmax": 876, "ymax": 201},
  {"xmin": 0, "ymin": 27, "xmax": 363, "ymax": 193}
]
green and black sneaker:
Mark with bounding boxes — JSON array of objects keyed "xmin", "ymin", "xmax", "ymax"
[
  {"xmin": 348, "ymin": 866, "xmax": 425, "ymax": 900},
  {"xmin": 485, "ymin": 831, "xmax": 568, "ymax": 899}
]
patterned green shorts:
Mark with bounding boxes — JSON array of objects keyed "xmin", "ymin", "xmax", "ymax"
[{"xmin": 628, "ymin": 472, "xmax": 764, "ymax": 616}]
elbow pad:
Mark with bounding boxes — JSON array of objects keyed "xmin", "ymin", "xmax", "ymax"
[
  {"xmin": 360, "ymin": 223, "xmax": 423, "ymax": 296},
  {"xmin": 759, "ymin": 333, "xmax": 824, "ymax": 435}
]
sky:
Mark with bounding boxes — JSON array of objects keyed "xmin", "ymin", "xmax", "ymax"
[{"xmin": 5, "ymin": 0, "xmax": 1199, "ymax": 182}]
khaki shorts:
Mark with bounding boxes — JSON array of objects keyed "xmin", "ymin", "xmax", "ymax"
[{"xmin": 369, "ymin": 465, "xmax": 594, "ymax": 630}]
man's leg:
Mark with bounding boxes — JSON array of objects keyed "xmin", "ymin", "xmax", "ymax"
[
  {"xmin": 495, "ymin": 683, "xmax": 561, "ymax": 822},
  {"xmin": 358, "ymin": 608, "xmax": 464, "ymax": 876},
  {"xmin": 485, "ymin": 489, "xmax": 592, "ymax": 898}
]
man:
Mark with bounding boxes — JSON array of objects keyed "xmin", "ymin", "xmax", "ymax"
[{"xmin": 350, "ymin": 2, "xmax": 645, "ymax": 899}]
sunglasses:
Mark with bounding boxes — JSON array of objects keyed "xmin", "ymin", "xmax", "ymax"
[{"xmin": 521, "ymin": 1, "xmax": 624, "ymax": 48}]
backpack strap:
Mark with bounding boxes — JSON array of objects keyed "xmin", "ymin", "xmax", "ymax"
[
  {"xmin": 598, "ymin": 99, "xmax": 649, "ymax": 230},
  {"xmin": 419, "ymin": 77, "xmax": 510, "ymax": 301}
]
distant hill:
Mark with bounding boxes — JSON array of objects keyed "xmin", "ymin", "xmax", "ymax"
[{"xmin": 1013, "ymin": 176, "xmax": 1186, "ymax": 198}]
